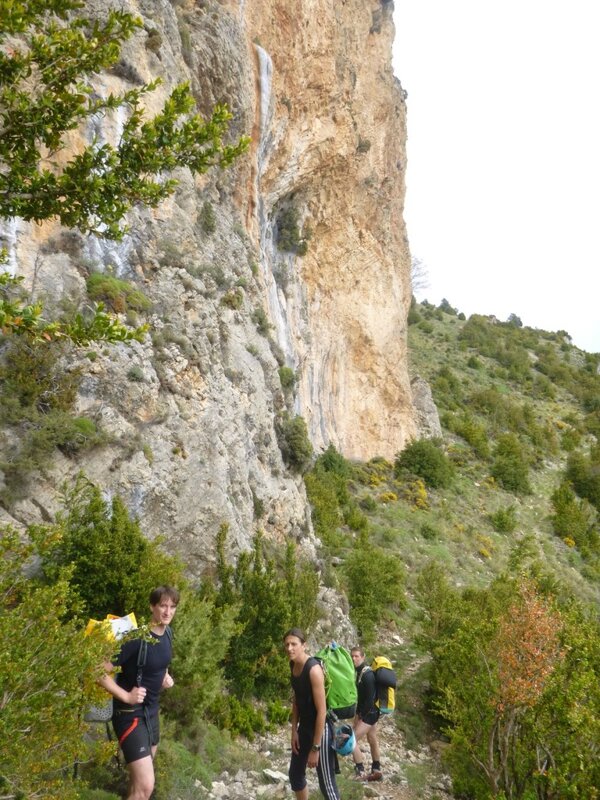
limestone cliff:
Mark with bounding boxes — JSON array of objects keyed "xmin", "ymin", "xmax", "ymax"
[{"xmin": 0, "ymin": 0, "xmax": 416, "ymax": 568}]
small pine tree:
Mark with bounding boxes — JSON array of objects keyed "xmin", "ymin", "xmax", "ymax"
[{"xmin": 33, "ymin": 475, "xmax": 183, "ymax": 619}]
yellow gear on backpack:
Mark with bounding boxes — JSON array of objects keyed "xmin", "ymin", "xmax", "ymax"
[{"xmin": 371, "ymin": 656, "xmax": 397, "ymax": 714}]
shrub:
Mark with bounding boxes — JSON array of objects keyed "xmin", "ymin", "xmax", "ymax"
[
  {"xmin": 407, "ymin": 304, "xmax": 421, "ymax": 325},
  {"xmin": 318, "ymin": 443, "xmax": 351, "ymax": 477},
  {"xmin": 489, "ymin": 505, "xmax": 517, "ymax": 533},
  {"xmin": 566, "ymin": 449, "xmax": 600, "ymax": 512},
  {"xmin": 221, "ymin": 288, "xmax": 243, "ymax": 309},
  {"xmin": 427, "ymin": 577, "xmax": 600, "ymax": 800},
  {"xmin": 304, "ymin": 469, "xmax": 345, "ymax": 546},
  {"xmin": 446, "ymin": 414, "xmax": 489, "ymax": 459},
  {"xmin": 551, "ymin": 482, "xmax": 598, "ymax": 554},
  {"xmin": 359, "ymin": 495, "xmax": 377, "ymax": 512},
  {"xmin": 278, "ymin": 365, "xmax": 296, "ymax": 390},
  {"xmin": 276, "ymin": 413, "xmax": 313, "ymax": 473},
  {"xmin": 162, "ymin": 590, "xmax": 238, "ymax": 729},
  {"xmin": 86, "ymin": 273, "xmax": 151, "ymax": 313},
  {"xmin": 0, "ymin": 531, "xmax": 116, "ymax": 800},
  {"xmin": 395, "ymin": 439, "xmax": 454, "ymax": 488},
  {"xmin": 0, "ymin": 339, "xmax": 106, "ymax": 497},
  {"xmin": 343, "ymin": 502, "xmax": 369, "ymax": 531},
  {"xmin": 344, "ymin": 529, "xmax": 406, "ymax": 644},
  {"xmin": 491, "ymin": 434, "xmax": 531, "ymax": 494},
  {"xmin": 33, "ymin": 475, "xmax": 184, "ymax": 619},
  {"xmin": 199, "ymin": 200, "xmax": 216, "ymax": 234},
  {"xmin": 127, "ymin": 365, "xmax": 145, "ymax": 382},
  {"xmin": 420, "ymin": 522, "xmax": 439, "ymax": 540},
  {"xmin": 252, "ymin": 306, "xmax": 271, "ymax": 335},
  {"xmin": 276, "ymin": 206, "xmax": 309, "ymax": 255},
  {"xmin": 205, "ymin": 527, "xmax": 318, "ymax": 710}
]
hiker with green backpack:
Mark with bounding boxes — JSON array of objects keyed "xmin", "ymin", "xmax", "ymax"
[
  {"xmin": 283, "ymin": 628, "xmax": 341, "ymax": 800},
  {"xmin": 98, "ymin": 586, "xmax": 179, "ymax": 800}
]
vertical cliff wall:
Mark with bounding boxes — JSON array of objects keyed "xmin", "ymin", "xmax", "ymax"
[{"xmin": 0, "ymin": 0, "xmax": 416, "ymax": 567}]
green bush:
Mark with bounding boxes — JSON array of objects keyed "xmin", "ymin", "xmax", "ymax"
[
  {"xmin": 33, "ymin": 475, "xmax": 184, "ymax": 619},
  {"xmin": 162, "ymin": 590, "xmax": 238, "ymax": 729},
  {"xmin": 276, "ymin": 413, "xmax": 313, "ymax": 472},
  {"xmin": 278, "ymin": 365, "xmax": 296, "ymax": 390},
  {"xmin": 86, "ymin": 273, "xmax": 151, "ymax": 313},
  {"xmin": 344, "ymin": 529, "xmax": 406, "ymax": 644},
  {"xmin": 446, "ymin": 414, "xmax": 489, "ymax": 459},
  {"xmin": 343, "ymin": 502, "xmax": 368, "ymax": 532},
  {"xmin": 551, "ymin": 482, "xmax": 599, "ymax": 554},
  {"xmin": 199, "ymin": 200, "xmax": 216, "ymax": 234},
  {"xmin": 491, "ymin": 434, "xmax": 531, "ymax": 494},
  {"xmin": 127, "ymin": 365, "xmax": 145, "ymax": 382},
  {"xmin": 0, "ymin": 340, "xmax": 106, "ymax": 497},
  {"xmin": 0, "ymin": 531, "xmax": 116, "ymax": 800},
  {"xmin": 276, "ymin": 205, "xmax": 309, "ymax": 255},
  {"xmin": 203, "ymin": 527, "xmax": 318, "ymax": 719},
  {"xmin": 252, "ymin": 306, "xmax": 271, "ymax": 335},
  {"xmin": 489, "ymin": 505, "xmax": 517, "ymax": 533},
  {"xmin": 395, "ymin": 438, "xmax": 454, "ymax": 488},
  {"xmin": 426, "ymin": 575, "xmax": 600, "ymax": 800},
  {"xmin": 566, "ymin": 449, "xmax": 600, "ymax": 512},
  {"xmin": 304, "ymin": 468, "xmax": 345, "ymax": 547},
  {"xmin": 221, "ymin": 288, "xmax": 243, "ymax": 309}
]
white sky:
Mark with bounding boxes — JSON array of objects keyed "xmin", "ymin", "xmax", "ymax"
[{"xmin": 392, "ymin": 0, "xmax": 600, "ymax": 353}]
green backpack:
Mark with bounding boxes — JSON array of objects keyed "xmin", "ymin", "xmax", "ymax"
[{"xmin": 314, "ymin": 642, "xmax": 358, "ymax": 720}]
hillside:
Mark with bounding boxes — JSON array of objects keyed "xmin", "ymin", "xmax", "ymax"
[{"xmin": 297, "ymin": 300, "xmax": 600, "ymax": 798}]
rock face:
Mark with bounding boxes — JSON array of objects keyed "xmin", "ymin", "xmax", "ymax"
[{"xmin": 0, "ymin": 0, "xmax": 417, "ymax": 569}]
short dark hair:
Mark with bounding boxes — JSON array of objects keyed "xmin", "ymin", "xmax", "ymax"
[
  {"xmin": 283, "ymin": 627, "xmax": 306, "ymax": 643},
  {"xmin": 351, "ymin": 646, "xmax": 364, "ymax": 657},
  {"xmin": 149, "ymin": 585, "xmax": 180, "ymax": 606}
]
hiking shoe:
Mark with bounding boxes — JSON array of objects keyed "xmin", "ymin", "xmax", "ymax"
[
  {"xmin": 367, "ymin": 770, "xmax": 383, "ymax": 782},
  {"xmin": 352, "ymin": 771, "xmax": 368, "ymax": 781}
]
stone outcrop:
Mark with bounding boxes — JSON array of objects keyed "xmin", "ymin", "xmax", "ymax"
[{"xmin": 0, "ymin": 0, "xmax": 417, "ymax": 570}]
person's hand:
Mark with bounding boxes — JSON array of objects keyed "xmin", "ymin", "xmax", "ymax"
[
  {"xmin": 127, "ymin": 686, "xmax": 147, "ymax": 705},
  {"xmin": 307, "ymin": 749, "xmax": 320, "ymax": 768},
  {"xmin": 162, "ymin": 671, "xmax": 174, "ymax": 689},
  {"xmin": 291, "ymin": 730, "xmax": 300, "ymax": 754}
]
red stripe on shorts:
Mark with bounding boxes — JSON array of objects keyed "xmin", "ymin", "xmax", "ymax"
[{"xmin": 118, "ymin": 716, "xmax": 139, "ymax": 744}]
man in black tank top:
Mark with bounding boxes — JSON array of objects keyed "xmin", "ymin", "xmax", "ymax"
[{"xmin": 283, "ymin": 628, "xmax": 341, "ymax": 800}]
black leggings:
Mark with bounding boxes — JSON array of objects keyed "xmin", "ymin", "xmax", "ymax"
[{"xmin": 289, "ymin": 719, "xmax": 339, "ymax": 800}]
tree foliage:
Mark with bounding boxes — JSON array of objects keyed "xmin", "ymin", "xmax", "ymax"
[
  {"xmin": 0, "ymin": 528, "xmax": 116, "ymax": 800},
  {"xmin": 421, "ymin": 568, "xmax": 600, "ymax": 800},
  {"xmin": 395, "ymin": 438, "xmax": 454, "ymax": 489},
  {"xmin": 0, "ymin": 0, "xmax": 248, "ymax": 343},
  {"xmin": 32, "ymin": 474, "xmax": 184, "ymax": 619},
  {"xmin": 345, "ymin": 529, "xmax": 406, "ymax": 645},
  {"xmin": 0, "ymin": 0, "xmax": 249, "ymax": 238},
  {"xmin": 205, "ymin": 525, "xmax": 319, "ymax": 706}
]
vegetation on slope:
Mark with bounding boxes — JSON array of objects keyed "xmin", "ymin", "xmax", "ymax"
[{"xmin": 302, "ymin": 300, "xmax": 600, "ymax": 798}]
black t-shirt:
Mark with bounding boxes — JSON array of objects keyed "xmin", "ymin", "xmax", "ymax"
[
  {"xmin": 356, "ymin": 662, "xmax": 377, "ymax": 717},
  {"xmin": 113, "ymin": 629, "xmax": 172, "ymax": 715},
  {"xmin": 291, "ymin": 656, "xmax": 320, "ymax": 730}
]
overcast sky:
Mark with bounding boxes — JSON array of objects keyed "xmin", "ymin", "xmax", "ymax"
[{"xmin": 392, "ymin": 0, "xmax": 600, "ymax": 353}]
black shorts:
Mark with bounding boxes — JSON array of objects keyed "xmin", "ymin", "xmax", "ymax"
[
  {"xmin": 359, "ymin": 709, "xmax": 380, "ymax": 726},
  {"xmin": 112, "ymin": 710, "xmax": 159, "ymax": 764}
]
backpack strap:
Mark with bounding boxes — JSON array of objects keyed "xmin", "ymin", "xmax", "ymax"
[
  {"xmin": 357, "ymin": 664, "xmax": 371, "ymax": 684},
  {"xmin": 136, "ymin": 625, "xmax": 172, "ymax": 687},
  {"xmin": 136, "ymin": 638, "xmax": 148, "ymax": 688}
]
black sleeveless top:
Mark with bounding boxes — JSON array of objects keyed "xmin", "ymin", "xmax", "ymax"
[{"xmin": 290, "ymin": 656, "xmax": 319, "ymax": 729}]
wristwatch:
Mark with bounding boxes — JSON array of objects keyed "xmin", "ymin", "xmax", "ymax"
[{"xmin": 311, "ymin": 744, "xmax": 320, "ymax": 751}]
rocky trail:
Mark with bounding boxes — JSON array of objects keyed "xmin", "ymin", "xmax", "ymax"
[{"xmin": 204, "ymin": 714, "xmax": 453, "ymax": 800}]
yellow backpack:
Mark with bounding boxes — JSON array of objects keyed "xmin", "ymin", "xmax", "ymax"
[{"xmin": 371, "ymin": 656, "xmax": 397, "ymax": 714}]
